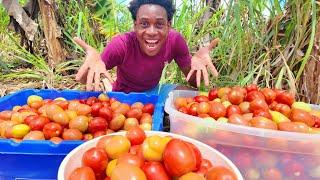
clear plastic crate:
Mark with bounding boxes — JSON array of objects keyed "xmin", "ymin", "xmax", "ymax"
[{"xmin": 165, "ymin": 90, "xmax": 320, "ymax": 180}]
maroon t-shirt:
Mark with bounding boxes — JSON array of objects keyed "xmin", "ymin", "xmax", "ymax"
[{"xmin": 101, "ymin": 29, "xmax": 191, "ymax": 93}]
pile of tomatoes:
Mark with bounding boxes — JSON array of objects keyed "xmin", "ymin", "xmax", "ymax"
[
  {"xmin": 68, "ymin": 127, "xmax": 237, "ymax": 180},
  {"xmin": 0, "ymin": 94, "xmax": 155, "ymax": 142},
  {"xmin": 174, "ymin": 84, "xmax": 320, "ymax": 134}
]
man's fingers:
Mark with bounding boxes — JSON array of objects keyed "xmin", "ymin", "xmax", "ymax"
[
  {"xmin": 196, "ymin": 70, "xmax": 201, "ymax": 88},
  {"xmin": 73, "ymin": 37, "xmax": 91, "ymax": 51},
  {"xmin": 207, "ymin": 38, "xmax": 220, "ymax": 50},
  {"xmin": 208, "ymin": 62, "xmax": 219, "ymax": 77},
  {"xmin": 94, "ymin": 71, "xmax": 101, "ymax": 91},
  {"xmin": 86, "ymin": 69, "xmax": 94, "ymax": 91},
  {"xmin": 202, "ymin": 68, "xmax": 209, "ymax": 86},
  {"xmin": 76, "ymin": 62, "xmax": 89, "ymax": 81},
  {"xmin": 186, "ymin": 69, "xmax": 195, "ymax": 81},
  {"xmin": 102, "ymin": 71, "xmax": 114, "ymax": 83}
]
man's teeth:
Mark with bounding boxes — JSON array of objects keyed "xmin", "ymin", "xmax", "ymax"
[{"xmin": 146, "ymin": 40, "xmax": 158, "ymax": 44}]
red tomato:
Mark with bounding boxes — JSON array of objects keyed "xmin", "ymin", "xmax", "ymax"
[
  {"xmin": 228, "ymin": 114, "xmax": 250, "ymax": 126},
  {"xmin": 226, "ymin": 105, "xmax": 242, "ymax": 117},
  {"xmin": 194, "ymin": 95, "xmax": 209, "ymax": 103},
  {"xmin": 163, "ymin": 139, "xmax": 197, "ymax": 177},
  {"xmin": 51, "ymin": 100, "xmax": 69, "ymax": 110},
  {"xmin": 253, "ymin": 109, "xmax": 272, "ymax": 119},
  {"xmin": 245, "ymin": 91, "xmax": 265, "ymax": 102},
  {"xmin": 246, "ymin": 84, "xmax": 258, "ymax": 92},
  {"xmin": 93, "ymin": 130, "xmax": 106, "ymax": 138},
  {"xmin": 249, "ymin": 98, "xmax": 269, "ymax": 112},
  {"xmin": 208, "ymin": 102, "xmax": 226, "ymax": 119},
  {"xmin": 185, "ymin": 142, "xmax": 202, "ymax": 171},
  {"xmin": 62, "ymin": 128, "xmax": 83, "ymax": 140},
  {"xmin": 24, "ymin": 115, "xmax": 39, "ymax": 125},
  {"xmin": 142, "ymin": 103, "xmax": 155, "ymax": 114},
  {"xmin": 91, "ymin": 102, "xmax": 103, "ymax": 117},
  {"xmin": 197, "ymin": 159, "xmax": 213, "ymax": 175},
  {"xmin": 250, "ymin": 117, "xmax": 277, "ymax": 130},
  {"xmin": 275, "ymin": 103, "xmax": 291, "ymax": 117},
  {"xmin": 86, "ymin": 97, "xmax": 98, "ymax": 106},
  {"xmin": 126, "ymin": 126, "xmax": 146, "ymax": 145},
  {"xmin": 239, "ymin": 102, "xmax": 250, "ymax": 113},
  {"xmin": 217, "ymin": 87, "xmax": 231, "ymax": 98},
  {"xmin": 118, "ymin": 153, "xmax": 144, "ymax": 167},
  {"xmin": 174, "ymin": 97, "xmax": 188, "ymax": 109},
  {"xmin": 178, "ymin": 107, "xmax": 189, "ymax": 114},
  {"xmin": 43, "ymin": 122, "xmax": 62, "ymax": 139},
  {"xmin": 208, "ymin": 88, "xmax": 218, "ymax": 101},
  {"xmin": 111, "ymin": 163, "xmax": 146, "ymax": 180},
  {"xmin": 98, "ymin": 107, "xmax": 112, "ymax": 121},
  {"xmin": 28, "ymin": 116, "xmax": 50, "ymax": 131},
  {"xmin": 141, "ymin": 161, "xmax": 169, "ymax": 180},
  {"xmin": 205, "ymin": 166, "xmax": 237, "ymax": 180},
  {"xmin": 96, "ymin": 136, "xmax": 112, "ymax": 149},
  {"xmin": 188, "ymin": 103, "xmax": 199, "ymax": 116},
  {"xmin": 275, "ymin": 91, "xmax": 295, "ymax": 106},
  {"xmin": 82, "ymin": 147, "xmax": 108, "ymax": 174},
  {"xmin": 129, "ymin": 145, "xmax": 144, "ymax": 159},
  {"xmin": 88, "ymin": 117, "xmax": 108, "ymax": 134},
  {"xmin": 228, "ymin": 89, "xmax": 244, "ymax": 105},
  {"xmin": 261, "ymin": 88, "xmax": 276, "ymax": 104},
  {"xmin": 69, "ymin": 166, "xmax": 96, "ymax": 180},
  {"xmin": 126, "ymin": 108, "xmax": 143, "ymax": 120},
  {"xmin": 197, "ymin": 102, "xmax": 210, "ymax": 115}
]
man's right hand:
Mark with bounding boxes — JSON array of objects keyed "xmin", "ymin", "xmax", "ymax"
[{"xmin": 73, "ymin": 37, "xmax": 114, "ymax": 91}]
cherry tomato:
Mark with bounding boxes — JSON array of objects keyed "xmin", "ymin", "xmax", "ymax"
[
  {"xmin": 205, "ymin": 166, "xmax": 237, "ymax": 180},
  {"xmin": 246, "ymin": 84, "xmax": 258, "ymax": 92},
  {"xmin": 208, "ymin": 102, "xmax": 226, "ymax": 119},
  {"xmin": 111, "ymin": 163, "xmax": 146, "ymax": 180},
  {"xmin": 141, "ymin": 161, "xmax": 169, "ymax": 180},
  {"xmin": 142, "ymin": 103, "xmax": 155, "ymax": 114},
  {"xmin": 246, "ymin": 91, "xmax": 265, "ymax": 102},
  {"xmin": 275, "ymin": 91, "xmax": 295, "ymax": 106},
  {"xmin": 253, "ymin": 109, "xmax": 272, "ymax": 119},
  {"xmin": 126, "ymin": 126, "xmax": 146, "ymax": 145},
  {"xmin": 208, "ymin": 88, "xmax": 218, "ymax": 101},
  {"xmin": 194, "ymin": 95, "xmax": 209, "ymax": 103},
  {"xmin": 249, "ymin": 98, "xmax": 269, "ymax": 112},
  {"xmin": 69, "ymin": 166, "xmax": 96, "ymax": 180},
  {"xmin": 228, "ymin": 89, "xmax": 244, "ymax": 105},
  {"xmin": 261, "ymin": 88, "xmax": 276, "ymax": 104},
  {"xmin": 174, "ymin": 97, "xmax": 188, "ymax": 109},
  {"xmin": 226, "ymin": 105, "xmax": 242, "ymax": 117},
  {"xmin": 117, "ymin": 153, "xmax": 144, "ymax": 167},
  {"xmin": 88, "ymin": 117, "xmax": 108, "ymax": 134},
  {"xmin": 82, "ymin": 147, "xmax": 108, "ymax": 174},
  {"xmin": 43, "ymin": 122, "xmax": 62, "ymax": 139},
  {"xmin": 163, "ymin": 139, "xmax": 197, "ymax": 177}
]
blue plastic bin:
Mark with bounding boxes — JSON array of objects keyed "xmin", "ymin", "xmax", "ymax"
[{"xmin": 0, "ymin": 89, "xmax": 165, "ymax": 180}]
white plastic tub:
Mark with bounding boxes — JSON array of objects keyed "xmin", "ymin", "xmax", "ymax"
[
  {"xmin": 165, "ymin": 90, "xmax": 320, "ymax": 179},
  {"xmin": 58, "ymin": 131, "xmax": 243, "ymax": 180}
]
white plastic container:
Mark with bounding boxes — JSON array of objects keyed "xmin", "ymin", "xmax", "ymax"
[
  {"xmin": 165, "ymin": 90, "xmax": 320, "ymax": 180},
  {"xmin": 58, "ymin": 131, "xmax": 243, "ymax": 180}
]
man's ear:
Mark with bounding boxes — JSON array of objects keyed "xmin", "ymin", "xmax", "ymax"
[{"xmin": 168, "ymin": 21, "xmax": 172, "ymax": 27}]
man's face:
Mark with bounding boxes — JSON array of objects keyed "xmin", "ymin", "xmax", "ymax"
[{"xmin": 134, "ymin": 4, "xmax": 171, "ymax": 56}]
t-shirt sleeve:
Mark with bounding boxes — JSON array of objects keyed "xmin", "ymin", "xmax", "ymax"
[
  {"xmin": 172, "ymin": 32, "xmax": 191, "ymax": 68},
  {"xmin": 100, "ymin": 35, "xmax": 127, "ymax": 70}
]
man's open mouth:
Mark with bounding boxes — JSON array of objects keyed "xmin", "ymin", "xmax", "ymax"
[{"xmin": 145, "ymin": 39, "xmax": 159, "ymax": 51}]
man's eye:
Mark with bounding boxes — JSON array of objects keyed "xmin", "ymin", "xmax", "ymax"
[
  {"xmin": 140, "ymin": 22, "xmax": 149, "ymax": 27},
  {"xmin": 156, "ymin": 23, "xmax": 164, "ymax": 28}
]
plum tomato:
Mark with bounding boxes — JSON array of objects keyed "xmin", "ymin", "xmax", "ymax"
[
  {"xmin": 69, "ymin": 166, "xmax": 96, "ymax": 180},
  {"xmin": 126, "ymin": 126, "xmax": 146, "ymax": 145},
  {"xmin": 163, "ymin": 139, "xmax": 197, "ymax": 177},
  {"xmin": 88, "ymin": 117, "xmax": 108, "ymax": 134},
  {"xmin": 249, "ymin": 98, "xmax": 269, "ymax": 112},
  {"xmin": 69, "ymin": 115, "xmax": 89, "ymax": 133},
  {"xmin": 126, "ymin": 108, "xmax": 143, "ymax": 120},
  {"xmin": 250, "ymin": 117, "xmax": 277, "ymax": 130},
  {"xmin": 290, "ymin": 109, "xmax": 315, "ymax": 127},
  {"xmin": 28, "ymin": 116, "xmax": 50, "ymax": 131},
  {"xmin": 98, "ymin": 107, "xmax": 113, "ymax": 121},
  {"xmin": 141, "ymin": 161, "xmax": 169, "ymax": 180},
  {"xmin": 62, "ymin": 128, "xmax": 83, "ymax": 140},
  {"xmin": 205, "ymin": 166, "xmax": 237, "ymax": 180},
  {"xmin": 228, "ymin": 114, "xmax": 250, "ymax": 126},
  {"xmin": 82, "ymin": 147, "xmax": 108, "ymax": 174},
  {"xmin": 109, "ymin": 114, "xmax": 126, "ymax": 131}
]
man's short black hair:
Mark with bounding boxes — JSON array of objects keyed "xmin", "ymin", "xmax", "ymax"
[{"xmin": 128, "ymin": 0, "xmax": 176, "ymax": 21}]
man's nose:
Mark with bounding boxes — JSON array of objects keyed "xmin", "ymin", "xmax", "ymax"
[{"xmin": 146, "ymin": 26, "xmax": 157, "ymax": 35}]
